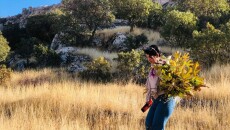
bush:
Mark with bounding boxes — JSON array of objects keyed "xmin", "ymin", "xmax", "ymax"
[
  {"xmin": 162, "ymin": 10, "xmax": 197, "ymax": 48},
  {"xmin": 79, "ymin": 57, "xmax": 112, "ymax": 82},
  {"xmin": 34, "ymin": 44, "xmax": 61, "ymax": 67},
  {"xmin": 192, "ymin": 22, "xmax": 230, "ymax": 67},
  {"xmin": 124, "ymin": 34, "xmax": 148, "ymax": 51},
  {"xmin": 115, "ymin": 50, "xmax": 150, "ymax": 83}
]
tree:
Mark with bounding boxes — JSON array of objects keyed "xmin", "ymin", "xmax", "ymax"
[
  {"xmin": 34, "ymin": 44, "xmax": 61, "ymax": 67},
  {"xmin": 178, "ymin": 0, "xmax": 229, "ymax": 28},
  {"xmin": 16, "ymin": 37, "xmax": 41, "ymax": 64},
  {"xmin": 62, "ymin": 0, "xmax": 115, "ymax": 43},
  {"xmin": 26, "ymin": 14, "xmax": 60, "ymax": 44},
  {"xmin": 192, "ymin": 23, "xmax": 230, "ymax": 67},
  {"xmin": 2, "ymin": 23, "xmax": 27, "ymax": 50},
  {"xmin": 0, "ymin": 32, "xmax": 10, "ymax": 62},
  {"xmin": 178, "ymin": 0, "xmax": 229, "ymax": 18},
  {"xmin": 147, "ymin": 2, "xmax": 164, "ymax": 30},
  {"xmin": 111, "ymin": 0, "xmax": 153, "ymax": 32},
  {"xmin": 162, "ymin": 10, "xmax": 197, "ymax": 48}
]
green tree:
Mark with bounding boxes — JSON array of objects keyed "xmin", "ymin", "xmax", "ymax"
[
  {"xmin": 26, "ymin": 14, "xmax": 60, "ymax": 43},
  {"xmin": 178, "ymin": 0, "xmax": 229, "ymax": 18},
  {"xmin": 16, "ymin": 37, "xmax": 41, "ymax": 64},
  {"xmin": 162, "ymin": 10, "xmax": 197, "ymax": 48},
  {"xmin": 192, "ymin": 22, "xmax": 230, "ymax": 67},
  {"xmin": 62, "ymin": 0, "xmax": 115, "ymax": 43},
  {"xmin": 55, "ymin": 14, "xmax": 86, "ymax": 46},
  {"xmin": 111, "ymin": 0, "xmax": 153, "ymax": 32},
  {"xmin": 147, "ymin": 2, "xmax": 164, "ymax": 29},
  {"xmin": 2, "ymin": 23, "xmax": 27, "ymax": 50},
  {"xmin": 178, "ymin": 0, "xmax": 229, "ymax": 28},
  {"xmin": 0, "ymin": 32, "xmax": 10, "ymax": 62},
  {"xmin": 34, "ymin": 44, "xmax": 61, "ymax": 67}
]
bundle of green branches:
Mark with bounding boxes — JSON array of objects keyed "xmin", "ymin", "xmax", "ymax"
[{"xmin": 153, "ymin": 52, "xmax": 206, "ymax": 98}]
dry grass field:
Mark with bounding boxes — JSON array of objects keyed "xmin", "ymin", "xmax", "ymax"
[{"xmin": 0, "ymin": 64, "xmax": 229, "ymax": 130}]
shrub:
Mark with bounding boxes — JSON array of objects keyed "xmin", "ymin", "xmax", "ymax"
[
  {"xmin": 34, "ymin": 44, "xmax": 61, "ymax": 67},
  {"xmin": 124, "ymin": 34, "xmax": 148, "ymax": 51},
  {"xmin": 115, "ymin": 50, "xmax": 150, "ymax": 83},
  {"xmin": 192, "ymin": 22, "xmax": 230, "ymax": 67},
  {"xmin": 79, "ymin": 57, "xmax": 112, "ymax": 82}
]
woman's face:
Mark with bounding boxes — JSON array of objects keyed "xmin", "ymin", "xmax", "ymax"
[{"xmin": 146, "ymin": 54, "xmax": 158, "ymax": 64}]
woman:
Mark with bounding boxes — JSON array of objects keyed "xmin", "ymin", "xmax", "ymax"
[{"xmin": 144, "ymin": 45, "xmax": 176, "ymax": 130}]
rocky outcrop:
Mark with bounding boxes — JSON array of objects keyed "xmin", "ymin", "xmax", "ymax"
[
  {"xmin": 0, "ymin": 4, "xmax": 61, "ymax": 29},
  {"xmin": 108, "ymin": 32, "xmax": 128, "ymax": 51},
  {"xmin": 7, "ymin": 55, "xmax": 27, "ymax": 71},
  {"xmin": 50, "ymin": 33, "xmax": 64, "ymax": 50}
]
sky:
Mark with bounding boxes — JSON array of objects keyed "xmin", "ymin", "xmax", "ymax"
[{"xmin": 0, "ymin": 0, "xmax": 61, "ymax": 18}]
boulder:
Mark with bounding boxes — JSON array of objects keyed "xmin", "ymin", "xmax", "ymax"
[
  {"xmin": 109, "ymin": 32, "xmax": 128, "ymax": 51},
  {"xmin": 50, "ymin": 33, "xmax": 64, "ymax": 50}
]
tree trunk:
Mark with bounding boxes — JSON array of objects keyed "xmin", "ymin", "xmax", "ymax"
[
  {"xmin": 129, "ymin": 19, "xmax": 135, "ymax": 32},
  {"xmin": 130, "ymin": 23, "xmax": 135, "ymax": 32},
  {"xmin": 89, "ymin": 27, "xmax": 97, "ymax": 44}
]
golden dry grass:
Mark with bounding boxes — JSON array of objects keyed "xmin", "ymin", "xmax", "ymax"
[{"xmin": 0, "ymin": 64, "xmax": 229, "ymax": 130}]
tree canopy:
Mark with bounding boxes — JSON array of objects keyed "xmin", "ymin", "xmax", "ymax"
[
  {"xmin": 62, "ymin": 0, "xmax": 115, "ymax": 43},
  {"xmin": 111, "ymin": 0, "xmax": 153, "ymax": 32},
  {"xmin": 0, "ymin": 32, "xmax": 10, "ymax": 62},
  {"xmin": 178, "ymin": 0, "xmax": 229, "ymax": 18},
  {"xmin": 162, "ymin": 10, "xmax": 197, "ymax": 48},
  {"xmin": 192, "ymin": 22, "xmax": 230, "ymax": 66}
]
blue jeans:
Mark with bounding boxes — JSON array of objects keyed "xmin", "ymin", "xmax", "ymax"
[{"xmin": 145, "ymin": 95, "xmax": 176, "ymax": 130}]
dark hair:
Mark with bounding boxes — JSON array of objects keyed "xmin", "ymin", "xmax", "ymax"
[{"xmin": 144, "ymin": 45, "xmax": 160, "ymax": 57}]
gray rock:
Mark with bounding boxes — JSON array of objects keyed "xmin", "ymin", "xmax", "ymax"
[
  {"xmin": 92, "ymin": 37, "xmax": 102, "ymax": 47},
  {"xmin": 109, "ymin": 32, "xmax": 128, "ymax": 51},
  {"xmin": 50, "ymin": 33, "xmax": 64, "ymax": 50},
  {"xmin": 67, "ymin": 62, "xmax": 86, "ymax": 73}
]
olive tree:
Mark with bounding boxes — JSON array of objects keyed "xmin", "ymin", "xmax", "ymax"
[
  {"xmin": 62, "ymin": 0, "xmax": 115, "ymax": 43},
  {"xmin": 111, "ymin": 0, "xmax": 153, "ymax": 32},
  {"xmin": 192, "ymin": 22, "xmax": 230, "ymax": 67},
  {"xmin": 162, "ymin": 10, "xmax": 197, "ymax": 48}
]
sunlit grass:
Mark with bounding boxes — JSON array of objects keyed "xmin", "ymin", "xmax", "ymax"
[{"xmin": 0, "ymin": 64, "xmax": 229, "ymax": 130}]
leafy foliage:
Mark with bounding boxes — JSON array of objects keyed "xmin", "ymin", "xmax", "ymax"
[
  {"xmin": 26, "ymin": 14, "xmax": 60, "ymax": 43},
  {"xmin": 63, "ymin": 0, "xmax": 115, "ymax": 43},
  {"xmin": 0, "ymin": 32, "xmax": 10, "ymax": 62},
  {"xmin": 115, "ymin": 50, "xmax": 150, "ymax": 83},
  {"xmin": 79, "ymin": 57, "xmax": 112, "ymax": 82},
  {"xmin": 162, "ymin": 10, "xmax": 197, "ymax": 48},
  {"xmin": 124, "ymin": 34, "xmax": 148, "ymax": 50},
  {"xmin": 111, "ymin": 0, "xmax": 153, "ymax": 32},
  {"xmin": 146, "ymin": 2, "xmax": 164, "ymax": 29},
  {"xmin": 178, "ymin": 0, "xmax": 229, "ymax": 18},
  {"xmin": 16, "ymin": 37, "xmax": 41, "ymax": 60},
  {"xmin": 192, "ymin": 22, "xmax": 230, "ymax": 67},
  {"xmin": 177, "ymin": 0, "xmax": 230, "ymax": 28},
  {"xmin": 2, "ymin": 24, "xmax": 27, "ymax": 50},
  {"xmin": 34, "ymin": 44, "xmax": 61, "ymax": 67},
  {"xmin": 153, "ymin": 52, "xmax": 206, "ymax": 98}
]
